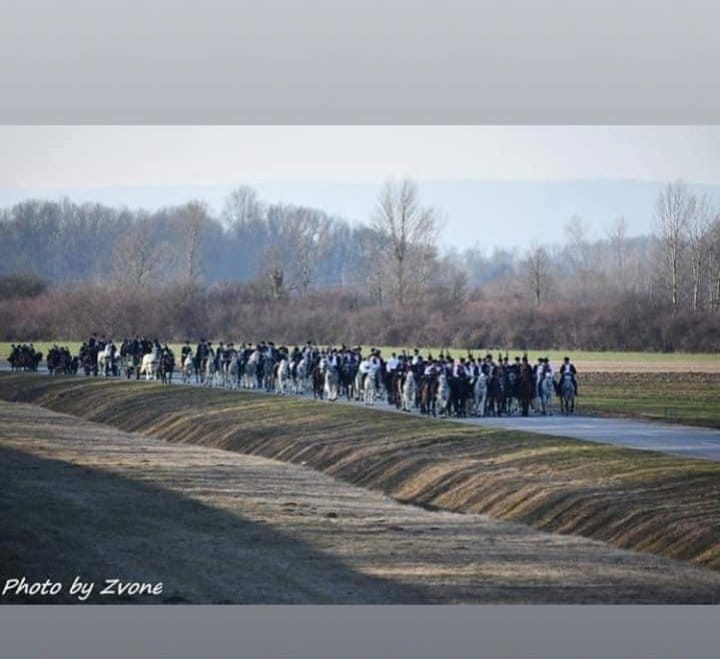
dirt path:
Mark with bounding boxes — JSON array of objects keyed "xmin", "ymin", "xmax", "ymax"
[{"xmin": 2, "ymin": 400, "xmax": 720, "ymax": 604}]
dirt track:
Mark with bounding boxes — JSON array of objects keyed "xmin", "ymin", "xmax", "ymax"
[{"xmin": 2, "ymin": 400, "xmax": 720, "ymax": 603}]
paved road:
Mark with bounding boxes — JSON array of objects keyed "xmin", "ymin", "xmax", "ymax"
[{"xmin": 4, "ymin": 365, "xmax": 720, "ymax": 461}]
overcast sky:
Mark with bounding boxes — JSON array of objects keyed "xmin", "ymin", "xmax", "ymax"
[
  {"xmin": 3, "ymin": 125, "xmax": 720, "ymax": 188},
  {"xmin": 3, "ymin": 126, "xmax": 720, "ymax": 250}
]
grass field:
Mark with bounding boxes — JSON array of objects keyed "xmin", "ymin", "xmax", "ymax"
[
  {"xmin": 2, "ymin": 374, "xmax": 720, "ymax": 572},
  {"xmin": 581, "ymin": 373, "xmax": 720, "ymax": 428},
  {"xmin": 2, "ymin": 341, "xmax": 720, "ymax": 373}
]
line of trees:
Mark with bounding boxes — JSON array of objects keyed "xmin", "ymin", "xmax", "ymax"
[{"xmin": 1, "ymin": 179, "xmax": 719, "ymax": 351}]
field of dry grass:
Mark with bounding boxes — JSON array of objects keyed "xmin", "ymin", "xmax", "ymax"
[
  {"xmin": 2, "ymin": 374, "xmax": 720, "ymax": 574},
  {"xmin": 581, "ymin": 372, "xmax": 720, "ymax": 427},
  {"xmin": 5, "ymin": 400, "xmax": 719, "ymax": 603}
]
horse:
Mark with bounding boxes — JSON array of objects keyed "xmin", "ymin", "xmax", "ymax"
[
  {"xmin": 324, "ymin": 362, "xmax": 340, "ymax": 401},
  {"xmin": 436, "ymin": 372, "xmax": 451, "ymax": 417},
  {"xmin": 419, "ymin": 373, "xmax": 438, "ymax": 417},
  {"xmin": 97, "ymin": 343, "xmax": 114, "ymax": 377},
  {"xmin": 559, "ymin": 373, "xmax": 576, "ymax": 415},
  {"xmin": 401, "ymin": 370, "xmax": 416, "ymax": 412},
  {"xmin": 311, "ymin": 363, "xmax": 325, "ymax": 400},
  {"xmin": 204, "ymin": 353, "xmax": 218, "ymax": 387},
  {"xmin": 181, "ymin": 354, "xmax": 194, "ymax": 384},
  {"xmin": 502, "ymin": 369, "xmax": 518, "ymax": 416},
  {"xmin": 140, "ymin": 347, "xmax": 160, "ymax": 381},
  {"xmin": 472, "ymin": 372, "xmax": 488, "ymax": 416},
  {"xmin": 386, "ymin": 368, "xmax": 404, "ymax": 409},
  {"xmin": 275, "ymin": 358, "xmax": 289, "ymax": 395},
  {"xmin": 157, "ymin": 352, "xmax": 175, "ymax": 385},
  {"xmin": 539, "ymin": 371, "xmax": 555, "ymax": 415},
  {"xmin": 448, "ymin": 374, "xmax": 471, "ymax": 417},
  {"xmin": 290, "ymin": 358, "xmax": 307, "ymax": 395},
  {"xmin": 243, "ymin": 350, "xmax": 260, "ymax": 389},
  {"xmin": 339, "ymin": 360, "xmax": 357, "ymax": 401},
  {"xmin": 516, "ymin": 365, "xmax": 535, "ymax": 417},
  {"xmin": 485, "ymin": 368, "xmax": 504, "ymax": 416},
  {"xmin": 354, "ymin": 363, "xmax": 367, "ymax": 401},
  {"xmin": 363, "ymin": 365, "xmax": 377, "ymax": 405}
]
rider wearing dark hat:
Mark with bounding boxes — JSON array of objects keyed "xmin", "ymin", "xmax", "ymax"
[{"xmin": 558, "ymin": 356, "xmax": 578, "ymax": 395}]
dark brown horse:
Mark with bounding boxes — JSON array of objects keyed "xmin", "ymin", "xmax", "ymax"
[
  {"xmin": 516, "ymin": 364, "xmax": 535, "ymax": 417},
  {"xmin": 419, "ymin": 373, "xmax": 439, "ymax": 417}
]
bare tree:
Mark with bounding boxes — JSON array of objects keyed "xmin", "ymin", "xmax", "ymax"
[
  {"xmin": 112, "ymin": 228, "xmax": 157, "ymax": 289},
  {"xmin": 265, "ymin": 204, "xmax": 333, "ymax": 296},
  {"xmin": 708, "ymin": 216, "xmax": 720, "ymax": 311},
  {"xmin": 524, "ymin": 244, "xmax": 551, "ymax": 306},
  {"xmin": 371, "ymin": 179, "xmax": 440, "ymax": 307},
  {"xmin": 178, "ymin": 200, "xmax": 208, "ymax": 283},
  {"xmin": 687, "ymin": 195, "xmax": 715, "ymax": 311},
  {"xmin": 293, "ymin": 208, "xmax": 333, "ymax": 295},
  {"xmin": 222, "ymin": 186, "xmax": 263, "ymax": 232},
  {"xmin": 607, "ymin": 215, "xmax": 628, "ymax": 289},
  {"xmin": 565, "ymin": 214, "xmax": 593, "ymax": 281},
  {"xmin": 654, "ymin": 180, "xmax": 695, "ymax": 312}
]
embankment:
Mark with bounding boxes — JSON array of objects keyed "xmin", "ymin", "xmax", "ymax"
[{"xmin": 2, "ymin": 374, "xmax": 720, "ymax": 571}]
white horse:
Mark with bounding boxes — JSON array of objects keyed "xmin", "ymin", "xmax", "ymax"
[
  {"xmin": 324, "ymin": 363, "xmax": 340, "ymax": 401},
  {"xmin": 181, "ymin": 353, "xmax": 194, "ymax": 385},
  {"xmin": 227, "ymin": 357, "xmax": 239, "ymax": 389},
  {"xmin": 292, "ymin": 358, "xmax": 307, "ymax": 394},
  {"xmin": 539, "ymin": 371, "xmax": 555, "ymax": 415},
  {"xmin": 243, "ymin": 350, "xmax": 260, "ymax": 389},
  {"xmin": 401, "ymin": 370, "xmax": 416, "ymax": 412},
  {"xmin": 473, "ymin": 372, "xmax": 488, "ymax": 416},
  {"xmin": 354, "ymin": 361, "xmax": 368, "ymax": 401},
  {"xmin": 363, "ymin": 364, "xmax": 377, "ymax": 405},
  {"xmin": 436, "ymin": 372, "xmax": 451, "ymax": 417},
  {"xmin": 97, "ymin": 343, "xmax": 114, "ymax": 377},
  {"xmin": 205, "ymin": 353, "xmax": 217, "ymax": 387},
  {"xmin": 220, "ymin": 350, "xmax": 236, "ymax": 388},
  {"xmin": 275, "ymin": 358, "xmax": 289, "ymax": 395},
  {"xmin": 140, "ymin": 347, "xmax": 160, "ymax": 381}
]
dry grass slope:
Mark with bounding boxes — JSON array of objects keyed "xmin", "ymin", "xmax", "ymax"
[{"xmin": 1, "ymin": 374, "xmax": 720, "ymax": 571}]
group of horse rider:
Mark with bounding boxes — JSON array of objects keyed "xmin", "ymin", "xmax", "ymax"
[
  {"xmin": 14, "ymin": 334, "xmax": 580, "ymax": 417},
  {"xmin": 7, "ymin": 343, "xmax": 43, "ymax": 372},
  {"xmin": 75, "ymin": 334, "xmax": 176, "ymax": 378},
  {"xmin": 173, "ymin": 340, "xmax": 579, "ymax": 417},
  {"xmin": 46, "ymin": 344, "xmax": 78, "ymax": 375}
]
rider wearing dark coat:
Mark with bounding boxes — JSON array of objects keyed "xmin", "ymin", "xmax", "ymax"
[{"xmin": 558, "ymin": 357, "xmax": 579, "ymax": 395}]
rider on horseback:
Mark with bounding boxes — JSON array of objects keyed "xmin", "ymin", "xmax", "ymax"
[{"xmin": 558, "ymin": 356, "xmax": 578, "ymax": 395}]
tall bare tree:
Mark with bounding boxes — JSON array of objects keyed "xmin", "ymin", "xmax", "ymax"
[
  {"xmin": 524, "ymin": 244, "xmax": 551, "ymax": 306},
  {"xmin": 708, "ymin": 216, "xmax": 720, "ymax": 311},
  {"xmin": 654, "ymin": 180, "xmax": 695, "ymax": 312},
  {"xmin": 371, "ymin": 179, "xmax": 440, "ymax": 307},
  {"xmin": 178, "ymin": 200, "xmax": 208, "ymax": 283},
  {"xmin": 687, "ymin": 195, "xmax": 715, "ymax": 311},
  {"xmin": 607, "ymin": 215, "xmax": 628, "ymax": 289}
]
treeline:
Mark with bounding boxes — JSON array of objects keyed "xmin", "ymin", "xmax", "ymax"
[
  {"xmin": 2, "ymin": 280, "xmax": 719, "ymax": 352},
  {"xmin": 1, "ymin": 179, "xmax": 719, "ymax": 351}
]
